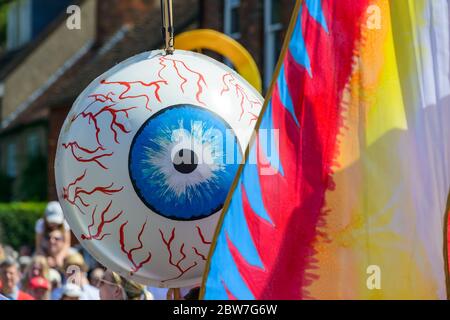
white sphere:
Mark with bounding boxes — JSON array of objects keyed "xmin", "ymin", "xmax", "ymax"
[{"xmin": 55, "ymin": 50, "xmax": 263, "ymax": 287}]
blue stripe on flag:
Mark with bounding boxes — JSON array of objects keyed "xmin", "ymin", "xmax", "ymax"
[
  {"xmin": 242, "ymin": 142, "xmax": 275, "ymax": 224},
  {"xmin": 277, "ymin": 65, "xmax": 300, "ymax": 127},
  {"xmin": 305, "ymin": 0, "xmax": 329, "ymax": 33},
  {"xmin": 204, "ymin": 225, "xmax": 254, "ymax": 299},
  {"xmin": 288, "ymin": 4, "xmax": 312, "ymax": 76},
  {"xmin": 222, "ymin": 181, "xmax": 264, "ymax": 268}
]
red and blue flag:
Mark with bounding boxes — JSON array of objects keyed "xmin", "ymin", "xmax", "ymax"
[{"xmin": 202, "ymin": 0, "xmax": 450, "ymax": 300}]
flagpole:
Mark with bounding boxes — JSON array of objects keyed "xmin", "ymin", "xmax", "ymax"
[{"xmin": 444, "ymin": 195, "xmax": 450, "ymax": 299}]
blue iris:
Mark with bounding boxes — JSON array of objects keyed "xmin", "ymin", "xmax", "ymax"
[{"xmin": 129, "ymin": 104, "xmax": 242, "ymax": 220}]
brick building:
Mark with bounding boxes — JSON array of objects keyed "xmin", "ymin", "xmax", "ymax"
[
  {"xmin": 44, "ymin": 0, "xmax": 199, "ymax": 200},
  {"xmin": 0, "ymin": 0, "xmax": 295, "ymax": 202},
  {"xmin": 200, "ymin": 0, "xmax": 295, "ymax": 90},
  {"xmin": 0, "ymin": 0, "xmax": 93, "ymax": 201},
  {"xmin": 0, "ymin": 0, "xmax": 200, "ymax": 201}
]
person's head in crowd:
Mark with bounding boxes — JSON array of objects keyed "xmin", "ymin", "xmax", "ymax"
[
  {"xmin": 21, "ymin": 255, "xmax": 49, "ymax": 292},
  {"xmin": 18, "ymin": 256, "xmax": 32, "ymax": 274},
  {"xmin": 2, "ymin": 245, "xmax": 18, "ymax": 261},
  {"xmin": 46, "ymin": 229, "xmax": 67, "ymax": 269},
  {"xmin": 0, "ymin": 258, "xmax": 19, "ymax": 295},
  {"xmin": 62, "ymin": 252, "xmax": 100, "ymax": 300},
  {"xmin": 43, "ymin": 201, "xmax": 65, "ymax": 231},
  {"xmin": 99, "ymin": 270, "xmax": 153, "ymax": 300},
  {"xmin": 19, "ymin": 245, "xmax": 32, "ymax": 258},
  {"xmin": 64, "ymin": 252, "xmax": 88, "ymax": 271},
  {"xmin": 48, "ymin": 268, "xmax": 62, "ymax": 291},
  {"xmin": 60, "ymin": 283, "xmax": 82, "ymax": 300},
  {"xmin": 0, "ymin": 258, "xmax": 34, "ymax": 300},
  {"xmin": 89, "ymin": 267, "xmax": 105, "ymax": 288},
  {"xmin": 35, "ymin": 201, "xmax": 71, "ymax": 257},
  {"xmin": 47, "ymin": 229, "xmax": 65, "ymax": 255},
  {"xmin": 64, "ymin": 252, "xmax": 88, "ymax": 282},
  {"xmin": 29, "ymin": 276, "xmax": 50, "ymax": 300}
]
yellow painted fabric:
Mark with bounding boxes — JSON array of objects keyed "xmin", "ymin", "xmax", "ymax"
[{"xmin": 309, "ymin": 0, "xmax": 450, "ymax": 299}]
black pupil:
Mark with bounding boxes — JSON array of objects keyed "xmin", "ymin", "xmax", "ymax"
[{"xmin": 173, "ymin": 149, "xmax": 198, "ymax": 174}]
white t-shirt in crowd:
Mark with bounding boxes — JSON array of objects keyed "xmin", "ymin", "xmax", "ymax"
[{"xmin": 35, "ymin": 218, "xmax": 71, "ymax": 234}]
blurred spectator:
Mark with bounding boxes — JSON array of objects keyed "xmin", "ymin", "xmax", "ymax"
[
  {"xmin": 21, "ymin": 255, "xmax": 50, "ymax": 294},
  {"xmin": 2, "ymin": 245, "xmax": 18, "ymax": 261},
  {"xmin": 60, "ymin": 283, "xmax": 82, "ymax": 300},
  {"xmin": 29, "ymin": 276, "xmax": 51, "ymax": 300},
  {"xmin": 0, "ymin": 258, "xmax": 34, "ymax": 300},
  {"xmin": 52, "ymin": 252, "xmax": 99, "ymax": 300},
  {"xmin": 65, "ymin": 252, "xmax": 99, "ymax": 300},
  {"xmin": 18, "ymin": 256, "xmax": 32, "ymax": 274},
  {"xmin": 19, "ymin": 245, "xmax": 32, "ymax": 258},
  {"xmin": 89, "ymin": 267, "xmax": 104, "ymax": 289},
  {"xmin": 0, "ymin": 243, "xmax": 4, "ymax": 262},
  {"xmin": 74, "ymin": 244, "xmax": 101, "ymax": 271},
  {"xmin": 99, "ymin": 270, "xmax": 153, "ymax": 300},
  {"xmin": 35, "ymin": 201, "xmax": 71, "ymax": 256},
  {"xmin": 48, "ymin": 268, "xmax": 62, "ymax": 299},
  {"xmin": 46, "ymin": 229, "xmax": 69, "ymax": 270}
]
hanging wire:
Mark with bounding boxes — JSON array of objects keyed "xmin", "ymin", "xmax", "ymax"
[{"xmin": 161, "ymin": 0, "xmax": 174, "ymax": 54}]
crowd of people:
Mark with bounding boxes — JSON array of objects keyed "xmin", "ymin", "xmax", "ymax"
[{"xmin": 0, "ymin": 201, "xmax": 199, "ymax": 300}]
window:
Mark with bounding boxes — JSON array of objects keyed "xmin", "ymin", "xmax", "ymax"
[
  {"xmin": 6, "ymin": 142, "xmax": 17, "ymax": 178},
  {"xmin": 27, "ymin": 132, "xmax": 40, "ymax": 157},
  {"xmin": 264, "ymin": 0, "xmax": 284, "ymax": 90},
  {"xmin": 6, "ymin": 0, "xmax": 32, "ymax": 51},
  {"xmin": 224, "ymin": 0, "xmax": 241, "ymax": 40},
  {"xmin": 224, "ymin": 0, "xmax": 241, "ymax": 68}
]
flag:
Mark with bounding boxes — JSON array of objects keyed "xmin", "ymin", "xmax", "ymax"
[{"xmin": 202, "ymin": 0, "xmax": 450, "ymax": 300}]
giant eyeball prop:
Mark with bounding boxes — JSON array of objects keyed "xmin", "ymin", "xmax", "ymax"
[{"xmin": 55, "ymin": 50, "xmax": 263, "ymax": 287}]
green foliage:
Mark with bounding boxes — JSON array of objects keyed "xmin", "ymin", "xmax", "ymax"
[
  {"xmin": 0, "ymin": 0, "xmax": 15, "ymax": 6},
  {"xmin": 0, "ymin": 202, "xmax": 46, "ymax": 250},
  {"xmin": 19, "ymin": 154, "xmax": 48, "ymax": 201}
]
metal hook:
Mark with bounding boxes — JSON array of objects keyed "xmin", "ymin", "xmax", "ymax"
[{"xmin": 161, "ymin": 0, "xmax": 174, "ymax": 55}]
